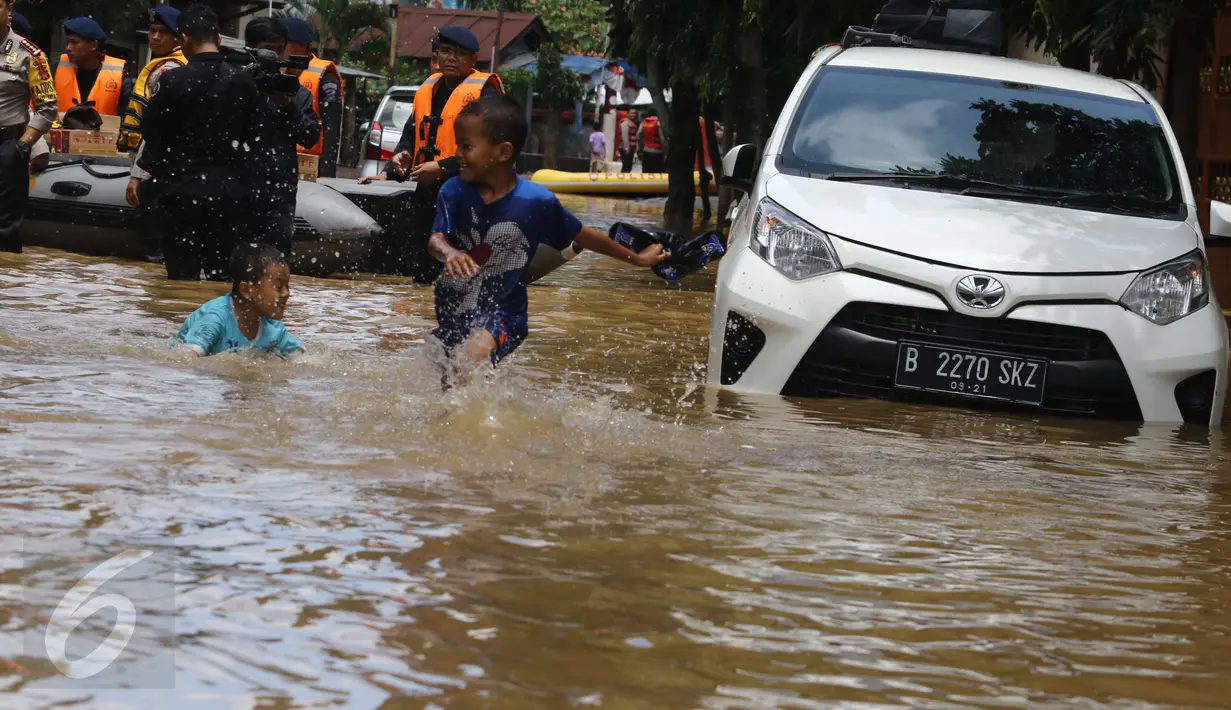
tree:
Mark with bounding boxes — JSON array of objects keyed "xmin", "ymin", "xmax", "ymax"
[
  {"xmin": 21, "ymin": 0, "xmax": 150, "ymax": 39},
  {"xmin": 281, "ymin": 0, "xmax": 391, "ymax": 62},
  {"xmin": 462, "ymin": 0, "xmax": 609, "ymax": 55},
  {"xmin": 533, "ymin": 42, "xmax": 587, "ymax": 169}
]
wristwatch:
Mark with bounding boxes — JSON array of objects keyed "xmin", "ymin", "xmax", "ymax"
[{"xmin": 14, "ymin": 140, "xmax": 32, "ymax": 160}]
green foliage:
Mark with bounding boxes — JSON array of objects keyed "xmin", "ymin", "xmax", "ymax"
[
  {"xmin": 534, "ymin": 41, "xmax": 587, "ymax": 110},
  {"xmin": 280, "ymin": 0, "xmax": 390, "ymax": 61},
  {"xmin": 1007, "ymin": 0, "xmax": 1226, "ymax": 89},
  {"xmin": 499, "ymin": 66, "xmax": 537, "ymax": 103},
  {"xmin": 459, "ymin": 0, "xmax": 609, "ymax": 55},
  {"xmin": 20, "ymin": 0, "xmax": 150, "ymax": 37},
  {"xmin": 524, "ymin": 0, "xmax": 609, "ymax": 55}
]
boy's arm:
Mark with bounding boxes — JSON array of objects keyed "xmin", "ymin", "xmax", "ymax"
[
  {"xmin": 573, "ymin": 226, "xmax": 669, "ymax": 268},
  {"xmin": 276, "ymin": 327, "xmax": 306, "ymax": 359},
  {"xmin": 428, "ymin": 232, "xmax": 481, "ymax": 279}
]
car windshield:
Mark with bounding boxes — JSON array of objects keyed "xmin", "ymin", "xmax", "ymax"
[
  {"xmin": 782, "ymin": 66, "xmax": 1184, "ymax": 218},
  {"xmin": 377, "ymin": 95, "xmax": 416, "ymax": 134}
]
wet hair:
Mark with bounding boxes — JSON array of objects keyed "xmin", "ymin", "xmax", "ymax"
[
  {"xmin": 178, "ymin": 3, "xmax": 219, "ymax": 45},
  {"xmin": 245, "ymin": 17, "xmax": 288, "ymax": 48},
  {"xmin": 230, "ymin": 242, "xmax": 286, "ymax": 295},
  {"xmin": 458, "ymin": 94, "xmax": 528, "ymax": 160}
]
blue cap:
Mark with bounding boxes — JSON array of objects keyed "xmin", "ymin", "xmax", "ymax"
[
  {"xmin": 437, "ymin": 26, "xmax": 479, "ymax": 53},
  {"xmin": 63, "ymin": 17, "xmax": 106, "ymax": 42},
  {"xmin": 10, "ymin": 13, "xmax": 32, "ymax": 38},
  {"xmin": 151, "ymin": 7, "xmax": 181, "ymax": 33},
  {"xmin": 278, "ymin": 17, "xmax": 317, "ymax": 46}
]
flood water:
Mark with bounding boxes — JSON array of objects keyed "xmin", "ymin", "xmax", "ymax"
[{"xmin": 4, "ymin": 195, "xmax": 1231, "ymax": 708}]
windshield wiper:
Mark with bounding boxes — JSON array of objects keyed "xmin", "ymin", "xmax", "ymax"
[
  {"xmin": 824, "ymin": 172, "xmax": 1067, "ymax": 197},
  {"xmin": 1048, "ymin": 191, "xmax": 1175, "ymax": 213}
]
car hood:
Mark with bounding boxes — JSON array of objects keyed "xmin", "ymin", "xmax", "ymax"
[{"xmin": 767, "ymin": 173, "xmax": 1198, "ymax": 273}]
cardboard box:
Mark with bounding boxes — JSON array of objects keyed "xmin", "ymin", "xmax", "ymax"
[
  {"xmin": 298, "ymin": 153, "xmax": 319, "ymax": 182},
  {"xmin": 47, "ymin": 129, "xmax": 120, "ymax": 156}
]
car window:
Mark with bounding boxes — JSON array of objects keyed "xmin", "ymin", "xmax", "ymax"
[
  {"xmin": 377, "ymin": 95, "xmax": 416, "ymax": 133},
  {"xmin": 782, "ymin": 66, "xmax": 1183, "ymax": 215}
]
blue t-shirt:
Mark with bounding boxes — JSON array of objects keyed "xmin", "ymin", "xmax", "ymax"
[
  {"xmin": 432, "ymin": 176, "xmax": 583, "ymax": 347},
  {"xmin": 175, "ymin": 295, "xmax": 304, "ymax": 358}
]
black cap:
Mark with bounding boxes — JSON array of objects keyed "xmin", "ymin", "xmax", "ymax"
[
  {"xmin": 151, "ymin": 7, "xmax": 181, "ymax": 33},
  {"xmin": 64, "ymin": 17, "xmax": 106, "ymax": 42},
  {"xmin": 278, "ymin": 17, "xmax": 317, "ymax": 46},
  {"xmin": 10, "ymin": 13, "xmax": 32, "ymax": 38},
  {"xmin": 437, "ymin": 26, "xmax": 479, "ymax": 53}
]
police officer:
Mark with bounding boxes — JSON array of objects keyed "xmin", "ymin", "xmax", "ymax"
[
  {"xmin": 137, "ymin": 3, "xmax": 260, "ymax": 281},
  {"xmin": 386, "ymin": 27, "xmax": 502, "ymax": 281},
  {"xmin": 121, "ymin": 6, "xmax": 186, "ymax": 264},
  {"xmin": 0, "ymin": 0, "xmax": 57, "ymax": 253},
  {"xmin": 243, "ymin": 18, "xmax": 319, "ymax": 256},
  {"xmin": 55, "ymin": 17, "xmax": 125, "ymax": 116},
  {"xmin": 279, "ymin": 17, "xmax": 341, "ymax": 178}
]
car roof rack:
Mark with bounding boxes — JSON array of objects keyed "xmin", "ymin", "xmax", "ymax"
[{"xmin": 841, "ymin": 26, "xmax": 993, "ymax": 55}]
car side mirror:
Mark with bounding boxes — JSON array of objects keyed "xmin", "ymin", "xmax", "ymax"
[
  {"xmin": 721, "ymin": 143, "xmax": 757, "ymax": 193},
  {"xmin": 1208, "ymin": 201, "xmax": 1231, "ymax": 247}
]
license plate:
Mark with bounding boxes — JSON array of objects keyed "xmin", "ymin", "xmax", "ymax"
[{"xmin": 894, "ymin": 343, "xmax": 1047, "ymax": 406}]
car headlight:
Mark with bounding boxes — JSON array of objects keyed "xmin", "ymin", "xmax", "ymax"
[
  {"xmin": 750, "ymin": 198, "xmax": 842, "ymax": 280},
  {"xmin": 1120, "ymin": 250, "xmax": 1210, "ymax": 325}
]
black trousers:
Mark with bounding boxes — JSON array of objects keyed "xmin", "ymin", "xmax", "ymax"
[
  {"xmin": 137, "ymin": 179, "xmax": 164, "ymax": 263},
  {"xmin": 160, "ymin": 193, "xmax": 239, "ymax": 281},
  {"xmin": 0, "ymin": 137, "xmax": 29, "ymax": 254},
  {"xmin": 248, "ymin": 196, "xmax": 296, "ymax": 257},
  {"xmin": 620, "ymin": 149, "xmax": 635, "ymax": 173},
  {"xmin": 643, "ymin": 151, "xmax": 666, "ymax": 174},
  {"xmin": 406, "ymin": 183, "xmax": 443, "ymax": 283}
]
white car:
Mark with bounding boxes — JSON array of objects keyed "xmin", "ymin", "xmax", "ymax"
[
  {"xmin": 359, "ymin": 85, "xmax": 420, "ymax": 178},
  {"xmin": 710, "ymin": 44, "xmax": 1230, "ymax": 424}
]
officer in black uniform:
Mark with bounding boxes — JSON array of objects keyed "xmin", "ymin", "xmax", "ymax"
[
  {"xmin": 137, "ymin": 3, "xmax": 260, "ymax": 280},
  {"xmin": 0, "ymin": 0, "xmax": 57, "ymax": 253},
  {"xmin": 243, "ymin": 18, "xmax": 319, "ymax": 256}
]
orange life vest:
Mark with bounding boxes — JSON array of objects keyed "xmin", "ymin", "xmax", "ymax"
[
  {"xmin": 56, "ymin": 54, "xmax": 126, "ymax": 115},
  {"xmin": 695, "ymin": 117, "xmax": 712, "ymax": 170},
  {"xmin": 297, "ymin": 56, "xmax": 343, "ymax": 156},
  {"xmin": 641, "ymin": 116, "xmax": 663, "ymax": 152},
  {"xmin": 411, "ymin": 71, "xmax": 504, "ymax": 167}
]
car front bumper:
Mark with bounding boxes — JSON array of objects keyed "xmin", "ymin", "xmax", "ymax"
[{"xmin": 708, "ymin": 241, "xmax": 1229, "ymax": 425}]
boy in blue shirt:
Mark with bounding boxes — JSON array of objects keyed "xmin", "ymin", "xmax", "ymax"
[
  {"xmin": 428, "ymin": 95, "xmax": 667, "ymax": 367},
  {"xmin": 175, "ymin": 242, "xmax": 304, "ymax": 358}
]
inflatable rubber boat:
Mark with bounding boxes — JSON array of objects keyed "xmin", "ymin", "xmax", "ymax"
[
  {"xmin": 21, "ymin": 155, "xmax": 382, "ymax": 278},
  {"xmin": 529, "ymin": 169, "xmax": 717, "ymax": 196}
]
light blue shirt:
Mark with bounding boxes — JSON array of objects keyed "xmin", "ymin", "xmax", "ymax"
[{"xmin": 175, "ymin": 295, "xmax": 304, "ymax": 358}]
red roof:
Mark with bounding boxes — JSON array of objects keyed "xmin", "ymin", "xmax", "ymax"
[{"xmin": 396, "ymin": 7, "xmax": 551, "ymax": 60}]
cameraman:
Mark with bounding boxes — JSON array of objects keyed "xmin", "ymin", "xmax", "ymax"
[
  {"xmin": 138, "ymin": 3, "xmax": 260, "ymax": 281},
  {"xmin": 243, "ymin": 18, "xmax": 319, "ymax": 256}
]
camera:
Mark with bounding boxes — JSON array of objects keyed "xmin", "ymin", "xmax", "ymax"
[{"xmin": 229, "ymin": 48, "xmax": 309, "ymax": 96}]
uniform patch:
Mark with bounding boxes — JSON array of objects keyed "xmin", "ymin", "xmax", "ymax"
[{"xmin": 19, "ymin": 38, "xmax": 42, "ymax": 57}]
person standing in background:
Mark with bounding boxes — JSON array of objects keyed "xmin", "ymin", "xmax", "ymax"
[
  {"xmin": 138, "ymin": 3, "xmax": 259, "ymax": 281},
  {"xmin": 8, "ymin": 12, "xmax": 51, "ymax": 174},
  {"xmin": 120, "ymin": 6, "xmax": 186, "ymax": 264},
  {"xmin": 0, "ymin": 0, "xmax": 57, "ymax": 253},
  {"xmin": 385, "ymin": 26, "xmax": 503, "ymax": 282},
  {"xmin": 279, "ymin": 17, "xmax": 341, "ymax": 179},
  {"xmin": 55, "ymin": 18, "xmax": 125, "ymax": 116},
  {"xmin": 242, "ymin": 18, "xmax": 319, "ymax": 257},
  {"xmin": 589, "ymin": 122, "xmax": 606, "ymax": 174},
  {"xmin": 638, "ymin": 108, "xmax": 665, "ymax": 174},
  {"xmin": 618, "ymin": 109, "xmax": 638, "ymax": 173}
]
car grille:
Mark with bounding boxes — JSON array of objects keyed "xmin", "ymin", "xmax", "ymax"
[{"xmin": 782, "ymin": 303, "xmax": 1142, "ymax": 420}]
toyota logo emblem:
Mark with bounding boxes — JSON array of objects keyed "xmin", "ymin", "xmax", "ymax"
[{"xmin": 956, "ymin": 275, "xmax": 1005, "ymax": 310}]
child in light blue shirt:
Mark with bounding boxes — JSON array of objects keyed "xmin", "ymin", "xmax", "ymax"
[{"xmin": 175, "ymin": 242, "xmax": 304, "ymax": 359}]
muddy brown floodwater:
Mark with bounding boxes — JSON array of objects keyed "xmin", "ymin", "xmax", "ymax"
[{"xmin": 4, "ymin": 195, "xmax": 1231, "ymax": 709}]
